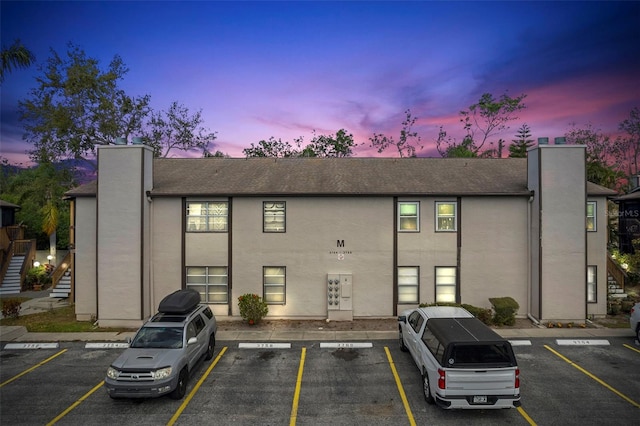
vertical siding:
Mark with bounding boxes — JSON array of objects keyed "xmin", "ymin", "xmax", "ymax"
[{"xmin": 74, "ymin": 197, "xmax": 97, "ymax": 321}]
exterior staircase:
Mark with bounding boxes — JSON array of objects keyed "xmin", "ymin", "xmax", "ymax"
[
  {"xmin": 0, "ymin": 255, "xmax": 24, "ymax": 296},
  {"xmin": 50, "ymin": 268, "xmax": 71, "ymax": 298},
  {"xmin": 607, "ymin": 273, "xmax": 627, "ymax": 300}
]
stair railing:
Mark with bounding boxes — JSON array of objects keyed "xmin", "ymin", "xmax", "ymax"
[
  {"xmin": 607, "ymin": 253, "xmax": 628, "ymax": 290},
  {"xmin": 50, "ymin": 251, "xmax": 72, "ymax": 289}
]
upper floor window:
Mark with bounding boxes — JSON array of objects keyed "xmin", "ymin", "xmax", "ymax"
[
  {"xmin": 398, "ymin": 202, "xmax": 419, "ymax": 232},
  {"xmin": 264, "ymin": 202, "xmax": 286, "ymax": 232},
  {"xmin": 187, "ymin": 201, "xmax": 228, "ymax": 232},
  {"xmin": 586, "ymin": 202, "xmax": 596, "ymax": 232},
  {"xmin": 436, "ymin": 202, "xmax": 456, "ymax": 232}
]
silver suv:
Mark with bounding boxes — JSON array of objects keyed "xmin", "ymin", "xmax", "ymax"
[{"xmin": 105, "ymin": 290, "xmax": 217, "ymax": 400}]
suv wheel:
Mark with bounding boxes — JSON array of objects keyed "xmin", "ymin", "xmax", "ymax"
[
  {"xmin": 169, "ymin": 368, "xmax": 188, "ymax": 400},
  {"xmin": 205, "ymin": 333, "xmax": 216, "ymax": 360}
]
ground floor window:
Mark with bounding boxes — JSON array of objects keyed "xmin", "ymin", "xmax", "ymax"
[
  {"xmin": 398, "ymin": 266, "xmax": 419, "ymax": 303},
  {"xmin": 435, "ymin": 266, "xmax": 457, "ymax": 303},
  {"xmin": 264, "ymin": 266, "xmax": 286, "ymax": 304},
  {"xmin": 186, "ymin": 266, "xmax": 228, "ymax": 303},
  {"xmin": 587, "ymin": 266, "xmax": 597, "ymax": 303}
]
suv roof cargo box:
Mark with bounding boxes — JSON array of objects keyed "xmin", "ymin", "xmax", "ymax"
[{"xmin": 159, "ymin": 289, "xmax": 200, "ymax": 314}]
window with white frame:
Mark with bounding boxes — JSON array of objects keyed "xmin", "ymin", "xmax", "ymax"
[
  {"xmin": 586, "ymin": 202, "xmax": 596, "ymax": 232},
  {"xmin": 436, "ymin": 202, "xmax": 456, "ymax": 231},
  {"xmin": 587, "ymin": 266, "xmax": 597, "ymax": 303},
  {"xmin": 398, "ymin": 267, "xmax": 419, "ymax": 303},
  {"xmin": 264, "ymin": 202, "xmax": 286, "ymax": 232},
  {"xmin": 264, "ymin": 266, "xmax": 286, "ymax": 304},
  {"xmin": 186, "ymin": 201, "xmax": 228, "ymax": 232},
  {"xmin": 186, "ymin": 266, "xmax": 228, "ymax": 303},
  {"xmin": 435, "ymin": 266, "xmax": 457, "ymax": 303},
  {"xmin": 398, "ymin": 202, "xmax": 419, "ymax": 232}
]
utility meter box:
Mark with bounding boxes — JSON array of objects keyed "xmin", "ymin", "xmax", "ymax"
[{"xmin": 327, "ymin": 274, "xmax": 353, "ymax": 320}]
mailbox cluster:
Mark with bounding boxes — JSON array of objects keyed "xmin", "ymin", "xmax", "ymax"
[{"xmin": 328, "ymin": 277, "xmax": 341, "ymax": 309}]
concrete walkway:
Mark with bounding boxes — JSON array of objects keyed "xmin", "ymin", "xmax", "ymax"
[{"xmin": 0, "ymin": 292, "xmax": 636, "ymax": 343}]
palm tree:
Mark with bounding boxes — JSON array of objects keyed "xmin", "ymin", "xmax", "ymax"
[{"xmin": 1, "ymin": 39, "xmax": 35, "ymax": 83}]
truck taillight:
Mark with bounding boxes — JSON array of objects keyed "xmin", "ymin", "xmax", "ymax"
[
  {"xmin": 515, "ymin": 368, "xmax": 520, "ymax": 388},
  {"xmin": 438, "ymin": 368, "xmax": 446, "ymax": 389}
]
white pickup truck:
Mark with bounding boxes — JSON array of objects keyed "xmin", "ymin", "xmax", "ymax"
[{"xmin": 398, "ymin": 306, "xmax": 521, "ymax": 409}]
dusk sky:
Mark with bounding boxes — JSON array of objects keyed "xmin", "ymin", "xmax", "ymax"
[{"xmin": 1, "ymin": 1, "xmax": 639, "ymax": 164}]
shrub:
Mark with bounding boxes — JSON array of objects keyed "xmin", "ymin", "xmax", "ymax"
[
  {"xmin": 238, "ymin": 293, "xmax": 268, "ymax": 324},
  {"xmin": 25, "ymin": 266, "xmax": 52, "ymax": 290},
  {"xmin": 1, "ymin": 298, "xmax": 22, "ymax": 319},
  {"xmin": 489, "ymin": 297, "xmax": 519, "ymax": 326}
]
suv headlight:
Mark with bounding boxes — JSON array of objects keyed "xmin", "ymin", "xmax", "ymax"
[
  {"xmin": 106, "ymin": 367, "xmax": 120, "ymax": 379},
  {"xmin": 153, "ymin": 367, "xmax": 172, "ymax": 380}
]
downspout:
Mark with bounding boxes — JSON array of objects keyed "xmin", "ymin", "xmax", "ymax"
[
  {"xmin": 527, "ymin": 192, "xmax": 540, "ymax": 325},
  {"xmin": 147, "ymin": 190, "xmax": 154, "ymax": 317}
]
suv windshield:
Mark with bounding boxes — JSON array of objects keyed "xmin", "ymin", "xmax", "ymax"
[{"xmin": 130, "ymin": 326, "xmax": 184, "ymax": 349}]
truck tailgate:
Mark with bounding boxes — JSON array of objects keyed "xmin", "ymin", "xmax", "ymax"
[{"xmin": 444, "ymin": 368, "xmax": 517, "ymax": 393}]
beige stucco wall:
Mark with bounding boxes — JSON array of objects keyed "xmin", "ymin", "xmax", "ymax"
[
  {"xmin": 537, "ymin": 145, "xmax": 587, "ymax": 322},
  {"xmin": 231, "ymin": 197, "xmax": 394, "ymax": 318},
  {"xmin": 460, "ymin": 197, "xmax": 529, "ymax": 314},
  {"xmin": 96, "ymin": 145, "xmax": 153, "ymax": 327},
  {"xmin": 74, "ymin": 197, "xmax": 97, "ymax": 321},
  {"xmin": 586, "ymin": 196, "xmax": 610, "ymax": 317}
]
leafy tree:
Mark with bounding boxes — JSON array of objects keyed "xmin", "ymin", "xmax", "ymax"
[
  {"xmin": 615, "ymin": 106, "xmax": 640, "ymax": 185},
  {"xmin": 509, "ymin": 124, "xmax": 534, "ymax": 158},
  {"xmin": 0, "ymin": 163, "xmax": 74, "ymax": 250},
  {"xmin": 19, "ymin": 44, "xmax": 217, "ymax": 168},
  {"xmin": 0, "ymin": 39, "xmax": 35, "ymax": 83},
  {"xmin": 436, "ymin": 130, "xmax": 477, "ymax": 158},
  {"xmin": 143, "ymin": 101, "xmax": 217, "ymax": 158},
  {"xmin": 437, "ymin": 92, "xmax": 527, "ymax": 157},
  {"xmin": 243, "ymin": 137, "xmax": 298, "ymax": 158},
  {"xmin": 302, "ymin": 129, "xmax": 357, "ymax": 157},
  {"xmin": 369, "ymin": 109, "xmax": 423, "ymax": 157},
  {"xmin": 565, "ymin": 123, "xmax": 624, "ymax": 190},
  {"xmin": 243, "ymin": 130, "xmax": 357, "ymax": 158}
]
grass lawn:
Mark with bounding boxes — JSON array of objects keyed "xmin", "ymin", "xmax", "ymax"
[{"xmin": 0, "ymin": 303, "xmax": 134, "ymax": 333}]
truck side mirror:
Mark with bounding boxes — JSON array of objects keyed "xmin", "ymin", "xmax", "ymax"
[{"xmin": 397, "ymin": 315, "xmax": 407, "ymax": 324}]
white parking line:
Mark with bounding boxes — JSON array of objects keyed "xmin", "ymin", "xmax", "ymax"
[
  {"xmin": 556, "ymin": 339, "xmax": 610, "ymax": 346},
  {"xmin": 239, "ymin": 342, "xmax": 291, "ymax": 349},
  {"xmin": 509, "ymin": 340, "xmax": 532, "ymax": 346},
  {"xmin": 85, "ymin": 342, "xmax": 129, "ymax": 349},
  {"xmin": 320, "ymin": 342, "xmax": 373, "ymax": 348},
  {"xmin": 4, "ymin": 342, "xmax": 59, "ymax": 350}
]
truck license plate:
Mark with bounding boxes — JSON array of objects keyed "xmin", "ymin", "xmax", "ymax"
[{"xmin": 473, "ymin": 395, "xmax": 487, "ymax": 404}]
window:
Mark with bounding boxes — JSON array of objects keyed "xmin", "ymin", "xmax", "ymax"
[
  {"xmin": 186, "ymin": 266, "xmax": 228, "ymax": 304},
  {"xmin": 435, "ymin": 267, "xmax": 457, "ymax": 303},
  {"xmin": 587, "ymin": 266, "xmax": 597, "ymax": 303},
  {"xmin": 436, "ymin": 202, "xmax": 456, "ymax": 231},
  {"xmin": 264, "ymin": 266, "xmax": 286, "ymax": 304},
  {"xmin": 408, "ymin": 311, "xmax": 424, "ymax": 333},
  {"xmin": 586, "ymin": 202, "xmax": 596, "ymax": 231},
  {"xmin": 398, "ymin": 202, "xmax": 419, "ymax": 231},
  {"xmin": 186, "ymin": 201, "xmax": 228, "ymax": 232},
  {"xmin": 398, "ymin": 267, "xmax": 419, "ymax": 303},
  {"xmin": 264, "ymin": 202, "xmax": 286, "ymax": 232}
]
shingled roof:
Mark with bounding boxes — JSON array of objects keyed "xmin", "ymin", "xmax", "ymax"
[{"xmin": 65, "ymin": 157, "xmax": 617, "ymax": 198}]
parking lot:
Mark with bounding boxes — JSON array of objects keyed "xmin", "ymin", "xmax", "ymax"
[{"xmin": 1, "ymin": 337, "xmax": 639, "ymax": 425}]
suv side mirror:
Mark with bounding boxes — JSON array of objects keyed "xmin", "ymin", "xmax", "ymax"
[
  {"xmin": 187, "ymin": 337, "xmax": 198, "ymax": 346},
  {"xmin": 397, "ymin": 315, "xmax": 407, "ymax": 324}
]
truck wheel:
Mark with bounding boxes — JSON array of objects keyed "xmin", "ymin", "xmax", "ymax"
[
  {"xmin": 422, "ymin": 371, "xmax": 435, "ymax": 404},
  {"xmin": 399, "ymin": 329, "xmax": 408, "ymax": 352},
  {"xmin": 169, "ymin": 368, "xmax": 188, "ymax": 400},
  {"xmin": 205, "ymin": 333, "xmax": 216, "ymax": 360}
]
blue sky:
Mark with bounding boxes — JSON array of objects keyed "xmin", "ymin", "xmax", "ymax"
[{"xmin": 1, "ymin": 1, "xmax": 639, "ymax": 163}]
